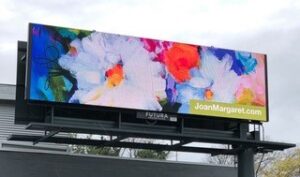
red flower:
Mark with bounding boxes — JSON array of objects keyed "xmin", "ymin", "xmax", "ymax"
[
  {"xmin": 141, "ymin": 38, "xmax": 158, "ymax": 53},
  {"xmin": 165, "ymin": 43, "xmax": 200, "ymax": 83},
  {"xmin": 141, "ymin": 38, "xmax": 171, "ymax": 63},
  {"xmin": 105, "ymin": 64, "xmax": 124, "ymax": 88}
]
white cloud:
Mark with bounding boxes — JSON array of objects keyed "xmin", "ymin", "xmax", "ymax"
[{"xmin": 0, "ymin": 0, "xmax": 16, "ymax": 22}]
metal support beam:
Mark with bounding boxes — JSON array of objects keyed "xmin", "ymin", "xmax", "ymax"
[
  {"xmin": 117, "ymin": 112, "xmax": 121, "ymax": 129},
  {"xmin": 103, "ymin": 136, "xmax": 127, "ymax": 146},
  {"xmin": 45, "ymin": 106, "xmax": 55, "ymax": 124},
  {"xmin": 238, "ymin": 148, "xmax": 255, "ymax": 177},
  {"xmin": 33, "ymin": 130, "xmax": 60, "ymax": 145},
  {"xmin": 24, "ymin": 122, "xmax": 295, "ymax": 151},
  {"xmin": 238, "ymin": 123, "xmax": 255, "ymax": 177},
  {"xmin": 179, "ymin": 118, "xmax": 184, "ymax": 133},
  {"xmin": 113, "ymin": 136, "xmax": 126, "ymax": 142},
  {"xmin": 172, "ymin": 140, "xmax": 192, "ymax": 147},
  {"xmin": 8, "ymin": 134, "xmax": 239, "ymax": 155}
]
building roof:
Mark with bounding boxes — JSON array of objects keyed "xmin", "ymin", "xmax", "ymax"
[
  {"xmin": 0, "ymin": 84, "xmax": 16, "ymax": 101},
  {"xmin": 0, "ymin": 83, "xmax": 68, "ymax": 151}
]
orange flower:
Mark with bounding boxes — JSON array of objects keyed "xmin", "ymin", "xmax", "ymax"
[
  {"xmin": 69, "ymin": 46, "xmax": 78, "ymax": 57},
  {"xmin": 105, "ymin": 64, "xmax": 124, "ymax": 88},
  {"xmin": 165, "ymin": 43, "xmax": 200, "ymax": 83},
  {"xmin": 205, "ymin": 89, "xmax": 214, "ymax": 100}
]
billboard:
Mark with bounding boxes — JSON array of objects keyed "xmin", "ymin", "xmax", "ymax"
[{"xmin": 26, "ymin": 23, "xmax": 268, "ymax": 122}]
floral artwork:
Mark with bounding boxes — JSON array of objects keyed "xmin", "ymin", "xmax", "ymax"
[{"xmin": 28, "ymin": 23, "xmax": 267, "ymax": 121}]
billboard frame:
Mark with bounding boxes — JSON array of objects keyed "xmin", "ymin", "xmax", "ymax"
[
  {"xmin": 10, "ymin": 104, "xmax": 294, "ymax": 153},
  {"xmin": 25, "ymin": 23, "xmax": 269, "ymax": 122}
]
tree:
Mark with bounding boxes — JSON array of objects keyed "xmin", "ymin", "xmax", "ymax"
[
  {"xmin": 71, "ymin": 134, "xmax": 121, "ymax": 156},
  {"xmin": 126, "ymin": 138, "xmax": 170, "ymax": 160},
  {"xmin": 73, "ymin": 145, "xmax": 121, "ymax": 156},
  {"xmin": 208, "ymin": 154, "xmax": 236, "ymax": 166},
  {"xmin": 206, "ymin": 145, "xmax": 236, "ymax": 166},
  {"xmin": 261, "ymin": 148, "xmax": 300, "ymax": 177},
  {"xmin": 206, "ymin": 145, "xmax": 287, "ymax": 177},
  {"xmin": 71, "ymin": 134, "xmax": 170, "ymax": 160},
  {"xmin": 255, "ymin": 151, "xmax": 283, "ymax": 177},
  {"xmin": 134, "ymin": 149, "xmax": 169, "ymax": 160}
]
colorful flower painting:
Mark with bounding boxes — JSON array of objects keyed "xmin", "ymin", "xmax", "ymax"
[{"xmin": 27, "ymin": 23, "xmax": 267, "ymax": 121}]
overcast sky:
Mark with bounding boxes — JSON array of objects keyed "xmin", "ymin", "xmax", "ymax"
[{"xmin": 0, "ymin": 0, "xmax": 299, "ymax": 161}]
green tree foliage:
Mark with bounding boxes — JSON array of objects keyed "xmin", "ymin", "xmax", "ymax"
[
  {"xmin": 71, "ymin": 134, "xmax": 121, "ymax": 156},
  {"xmin": 128, "ymin": 138, "xmax": 170, "ymax": 160},
  {"xmin": 261, "ymin": 149, "xmax": 300, "ymax": 177},
  {"xmin": 134, "ymin": 149, "xmax": 169, "ymax": 160},
  {"xmin": 207, "ymin": 146, "xmax": 300, "ymax": 177},
  {"xmin": 71, "ymin": 134, "xmax": 169, "ymax": 160},
  {"xmin": 73, "ymin": 145, "xmax": 121, "ymax": 156}
]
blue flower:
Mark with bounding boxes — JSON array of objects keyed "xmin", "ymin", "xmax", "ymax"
[
  {"xmin": 235, "ymin": 52, "xmax": 257, "ymax": 74},
  {"xmin": 206, "ymin": 47, "xmax": 257, "ymax": 75}
]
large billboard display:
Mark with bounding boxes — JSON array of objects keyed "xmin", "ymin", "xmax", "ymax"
[{"xmin": 26, "ymin": 23, "xmax": 268, "ymax": 122}]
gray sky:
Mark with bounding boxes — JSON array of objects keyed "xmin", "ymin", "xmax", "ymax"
[{"xmin": 0, "ymin": 0, "xmax": 299, "ymax": 161}]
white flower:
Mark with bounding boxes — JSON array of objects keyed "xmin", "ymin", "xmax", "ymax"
[
  {"xmin": 58, "ymin": 32, "xmax": 166, "ymax": 111},
  {"xmin": 176, "ymin": 50, "xmax": 240, "ymax": 107},
  {"xmin": 200, "ymin": 51, "xmax": 240, "ymax": 103}
]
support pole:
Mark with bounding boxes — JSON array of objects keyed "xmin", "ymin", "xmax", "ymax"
[
  {"xmin": 238, "ymin": 122, "xmax": 255, "ymax": 177},
  {"xmin": 117, "ymin": 112, "xmax": 121, "ymax": 129},
  {"xmin": 238, "ymin": 148, "xmax": 255, "ymax": 177},
  {"xmin": 45, "ymin": 106, "xmax": 55, "ymax": 123}
]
